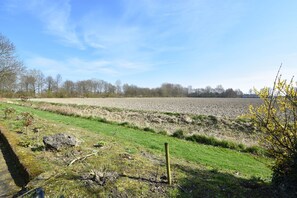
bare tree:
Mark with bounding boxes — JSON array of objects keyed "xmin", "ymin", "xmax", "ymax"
[
  {"xmin": 45, "ymin": 75, "xmax": 54, "ymax": 93},
  {"xmin": 35, "ymin": 70, "xmax": 45, "ymax": 95},
  {"xmin": 215, "ymin": 85, "xmax": 225, "ymax": 94},
  {"xmin": 55, "ymin": 74, "xmax": 62, "ymax": 92},
  {"xmin": 0, "ymin": 34, "xmax": 24, "ymax": 94},
  {"xmin": 19, "ymin": 70, "xmax": 37, "ymax": 95},
  {"xmin": 63, "ymin": 80, "xmax": 75, "ymax": 96},
  {"xmin": 115, "ymin": 80, "xmax": 122, "ymax": 95}
]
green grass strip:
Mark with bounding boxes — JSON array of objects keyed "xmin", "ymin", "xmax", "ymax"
[{"xmin": 2, "ymin": 103, "xmax": 272, "ymax": 179}]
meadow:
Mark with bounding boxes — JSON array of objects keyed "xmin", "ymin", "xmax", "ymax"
[{"xmin": 0, "ymin": 99, "xmax": 274, "ymax": 197}]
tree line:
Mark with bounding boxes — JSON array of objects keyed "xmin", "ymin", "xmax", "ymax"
[{"xmin": 0, "ymin": 33, "xmax": 245, "ymax": 98}]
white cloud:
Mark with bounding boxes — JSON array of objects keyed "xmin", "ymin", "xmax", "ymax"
[
  {"xmin": 26, "ymin": 56, "xmax": 152, "ymax": 80},
  {"xmin": 6, "ymin": 0, "xmax": 245, "ymax": 70},
  {"xmin": 6, "ymin": 0, "xmax": 84, "ymax": 49},
  {"xmin": 9, "ymin": 0, "xmax": 294, "ymax": 91}
]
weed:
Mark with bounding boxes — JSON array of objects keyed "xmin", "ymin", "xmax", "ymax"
[
  {"xmin": 21, "ymin": 112, "xmax": 34, "ymax": 135},
  {"xmin": 96, "ymin": 117, "xmax": 109, "ymax": 123},
  {"xmin": 186, "ymin": 134, "xmax": 268, "ymax": 156},
  {"xmin": 4, "ymin": 107, "xmax": 16, "ymax": 118},
  {"xmin": 192, "ymin": 115, "xmax": 207, "ymax": 121},
  {"xmin": 186, "ymin": 134, "xmax": 217, "ymax": 145},
  {"xmin": 119, "ymin": 122, "xmax": 129, "ymax": 126},
  {"xmin": 244, "ymin": 146, "xmax": 267, "ymax": 156},
  {"xmin": 172, "ymin": 129, "xmax": 185, "ymax": 139},
  {"xmin": 238, "ymin": 143, "xmax": 246, "ymax": 150},
  {"xmin": 164, "ymin": 112, "xmax": 180, "ymax": 116},
  {"xmin": 18, "ymin": 139, "xmax": 32, "ymax": 147},
  {"xmin": 235, "ymin": 115, "xmax": 251, "ymax": 123},
  {"xmin": 125, "ymin": 147, "xmax": 137, "ymax": 154},
  {"xmin": 143, "ymin": 127, "xmax": 155, "ymax": 133},
  {"xmin": 94, "ymin": 141, "xmax": 106, "ymax": 148},
  {"xmin": 158, "ymin": 130, "xmax": 167, "ymax": 135},
  {"xmin": 208, "ymin": 115, "xmax": 218, "ymax": 124}
]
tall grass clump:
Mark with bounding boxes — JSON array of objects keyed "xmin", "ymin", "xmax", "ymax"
[
  {"xmin": 172, "ymin": 129, "xmax": 185, "ymax": 139},
  {"xmin": 185, "ymin": 134, "xmax": 266, "ymax": 156}
]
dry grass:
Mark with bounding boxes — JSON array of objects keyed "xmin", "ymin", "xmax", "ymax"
[
  {"xmin": 20, "ymin": 100, "xmax": 260, "ymax": 146},
  {"xmin": 0, "ymin": 112, "xmax": 173, "ymax": 197},
  {"xmin": 0, "ymin": 102, "xmax": 274, "ymax": 197}
]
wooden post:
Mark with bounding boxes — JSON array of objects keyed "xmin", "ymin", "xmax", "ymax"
[{"xmin": 165, "ymin": 142, "xmax": 172, "ymax": 185}]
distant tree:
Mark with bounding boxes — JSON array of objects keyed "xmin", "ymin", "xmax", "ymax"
[
  {"xmin": 0, "ymin": 33, "xmax": 24, "ymax": 95},
  {"xmin": 19, "ymin": 70, "xmax": 38, "ymax": 96},
  {"xmin": 215, "ymin": 85, "xmax": 225, "ymax": 94},
  {"xmin": 204, "ymin": 86, "xmax": 213, "ymax": 96},
  {"xmin": 35, "ymin": 70, "xmax": 45, "ymax": 95},
  {"xmin": 94, "ymin": 80, "xmax": 104, "ymax": 94},
  {"xmin": 249, "ymin": 88, "xmax": 254, "ymax": 95},
  {"xmin": 123, "ymin": 84, "xmax": 138, "ymax": 97},
  {"xmin": 105, "ymin": 83, "xmax": 116, "ymax": 95},
  {"xmin": 55, "ymin": 74, "xmax": 62, "ymax": 93},
  {"xmin": 235, "ymin": 89, "xmax": 243, "ymax": 97},
  {"xmin": 76, "ymin": 80, "xmax": 88, "ymax": 97},
  {"xmin": 160, "ymin": 83, "xmax": 186, "ymax": 97},
  {"xmin": 224, "ymin": 88, "xmax": 237, "ymax": 98},
  {"xmin": 62, "ymin": 80, "xmax": 76, "ymax": 97},
  {"xmin": 45, "ymin": 76, "xmax": 55, "ymax": 96},
  {"xmin": 115, "ymin": 80, "xmax": 122, "ymax": 95}
]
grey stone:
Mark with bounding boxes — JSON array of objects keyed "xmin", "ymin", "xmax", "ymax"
[{"xmin": 43, "ymin": 133, "xmax": 78, "ymax": 151}]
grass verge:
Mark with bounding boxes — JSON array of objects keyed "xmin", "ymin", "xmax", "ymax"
[
  {"xmin": 2, "ymin": 103, "xmax": 272, "ymax": 179},
  {"xmin": 18, "ymin": 101, "xmax": 263, "ymax": 155},
  {"xmin": 0, "ymin": 102, "xmax": 276, "ymax": 197}
]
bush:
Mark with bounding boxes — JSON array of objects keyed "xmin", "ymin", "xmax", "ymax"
[
  {"xmin": 273, "ymin": 148, "xmax": 297, "ymax": 197},
  {"xmin": 220, "ymin": 140, "xmax": 238, "ymax": 150},
  {"xmin": 186, "ymin": 134, "xmax": 267, "ymax": 156},
  {"xmin": 186, "ymin": 134, "xmax": 217, "ymax": 145},
  {"xmin": 172, "ymin": 129, "xmax": 185, "ymax": 139},
  {"xmin": 143, "ymin": 127, "xmax": 155, "ymax": 133},
  {"xmin": 238, "ymin": 143, "xmax": 246, "ymax": 150},
  {"xmin": 119, "ymin": 122, "xmax": 129, "ymax": 126},
  {"xmin": 4, "ymin": 107, "xmax": 16, "ymax": 118},
  {"xmin": 244, "ymin": 146, "xmax": 266, "ymax": 156},
  {"xmin": 249, "ymin": 69, "xmax": 297, "ymax": 194}
]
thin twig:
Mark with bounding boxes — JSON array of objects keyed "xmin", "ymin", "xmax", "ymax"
[
  {"xmin": 68, "ymin": 152, "xmax": 98, "ymax": 166},
  {"xmin": 265, "ymin": 64, "xmax": 282, "ymax": 126}
]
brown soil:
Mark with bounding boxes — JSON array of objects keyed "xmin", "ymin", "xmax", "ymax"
[{"xmin": 31, "ymin": 98, "xmax": 262, "ymax": 118}]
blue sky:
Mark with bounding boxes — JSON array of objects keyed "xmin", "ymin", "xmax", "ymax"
[{"xmin": 1, "ymin": 0, "xmax": 296, "ymax": 93}]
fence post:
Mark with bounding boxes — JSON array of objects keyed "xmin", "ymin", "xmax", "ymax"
[{"xmin": 165, "ymin": 142, "xmax": 172, "ymax": 185}]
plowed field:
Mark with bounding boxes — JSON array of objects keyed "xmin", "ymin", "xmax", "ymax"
[{"xmin": 31, "ymin": 98, "xmax": 261, "ymax": 118}]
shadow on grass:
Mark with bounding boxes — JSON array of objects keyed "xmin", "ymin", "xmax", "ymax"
[
  {"xmin": 173, "ymin": 164, "xmax": 276, "ymax": 198},
  {"xmin": 0, "ymin": 132, "xmax": 29, "ymax": 188}
]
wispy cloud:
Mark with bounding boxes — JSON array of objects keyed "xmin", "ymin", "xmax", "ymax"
[
  {"xmin": 6, "ymin": 0, "xmax": 244, "ymax": 61},
  {"xmin": 26, "ymin": 56, "xmax": 151, "ymax": 80},
  {"xmin": 38, "ymin": 2, "xmax": 83, "ymax": 48},
  {"xmin": 5, "ymin": 0, "xmax": 84, "ymax": 49},
  {"xmin": 9, "ymin": 0, "xmax": 285, "ymax": 90}
]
